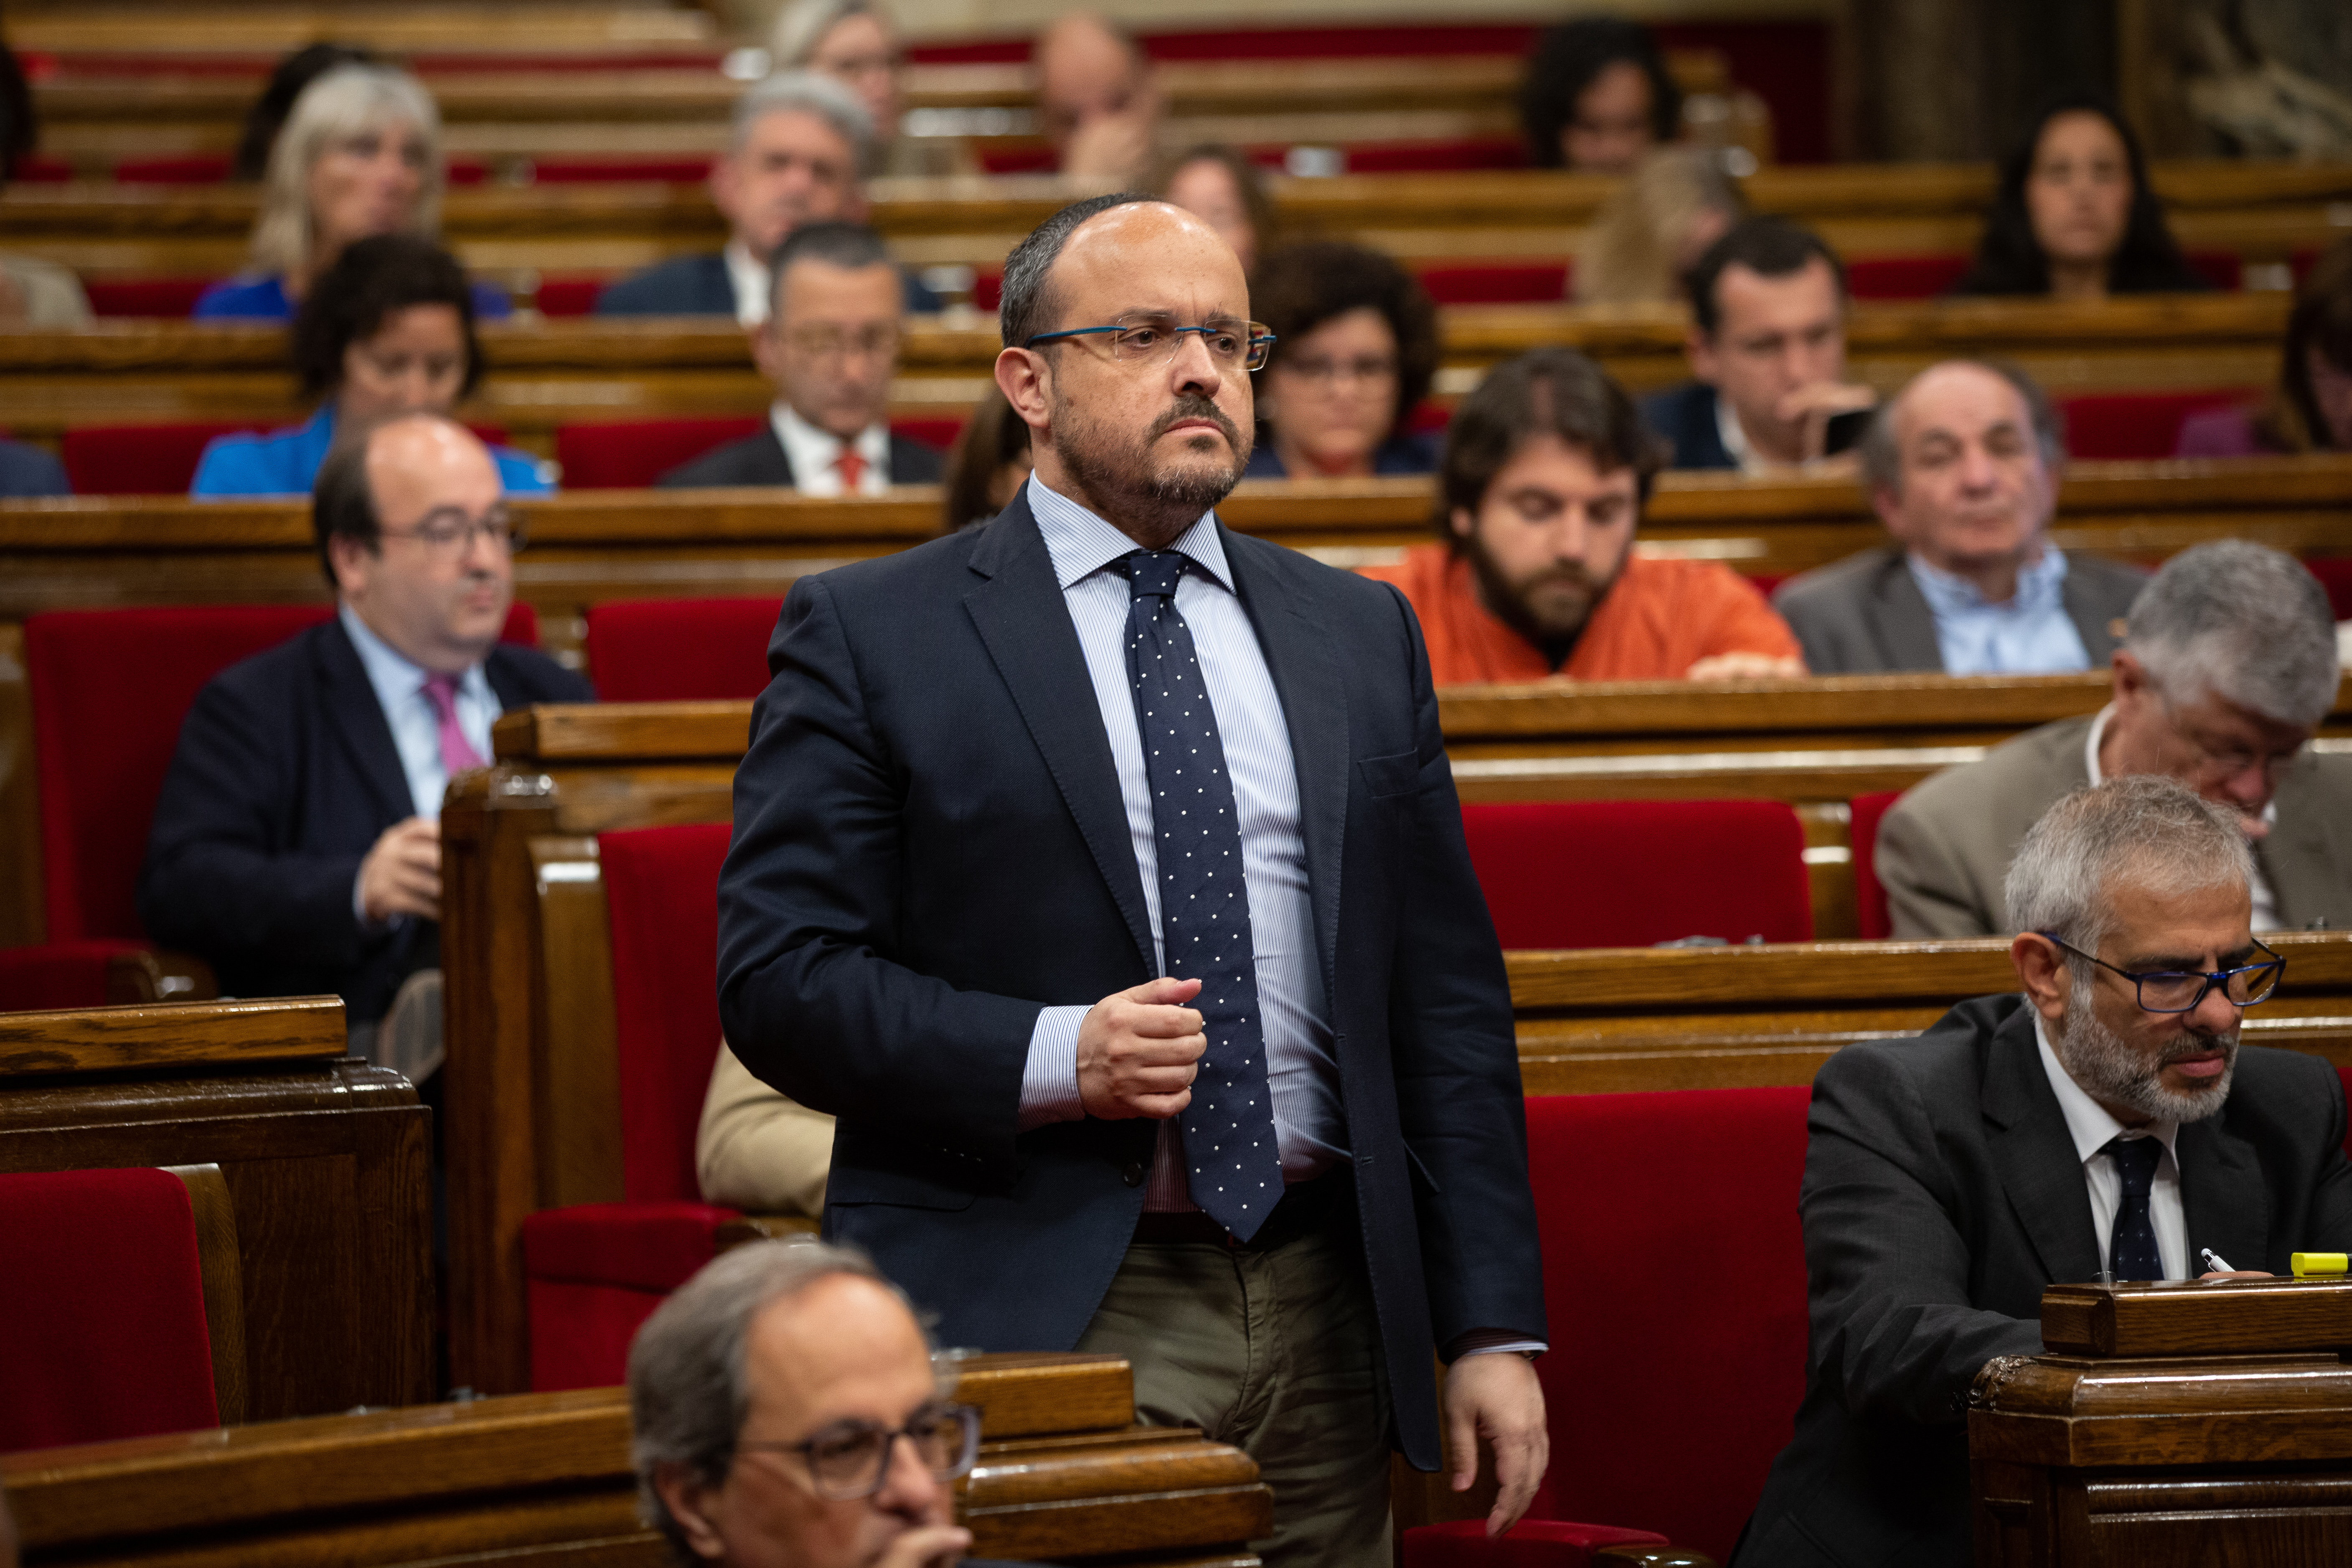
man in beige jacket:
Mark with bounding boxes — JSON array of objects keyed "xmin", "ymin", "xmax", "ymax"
[{"xmin": 696, "ymin": 1043, "xmax": 832, "ymax": 1217}]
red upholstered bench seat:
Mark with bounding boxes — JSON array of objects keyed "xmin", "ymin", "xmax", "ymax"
[
  {"xmin": 0, "ymin": 941, "xmax": 150, "ymax": 1013},
  {"xmin": 585, "ymin": 596, "xmax": 783, "ymax": 701}
]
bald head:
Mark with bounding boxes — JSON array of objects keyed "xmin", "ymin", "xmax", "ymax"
[{"xmin": 1034, "ymin": 12, "xmax": 1151, "ymax": 155}]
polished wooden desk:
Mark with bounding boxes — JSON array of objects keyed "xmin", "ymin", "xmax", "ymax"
[
  {"xmin": 0, "ymin": 995, "xmax": 434, "ymax": 1419},
  {"xmin": 1971, "ymin": 1279, "xmax": 2352, "ymax": 1565},
  {"xmin": 2, "ymin": 1351, "xmax": 1273, "ymax": 1567}
]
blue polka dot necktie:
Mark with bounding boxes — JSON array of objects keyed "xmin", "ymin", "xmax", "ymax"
[
  {"xmin": 2105, "ymin": 1134, "xmax": 2164, "ymax": 1282},
  {"xmin": 1123, "ymin": 550, "xmax": 1283, "ymax": 1241}
]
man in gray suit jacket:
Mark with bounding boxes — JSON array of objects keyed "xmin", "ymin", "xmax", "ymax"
[
  {"xmin": 1774, "ymin": 359, "xmax": 2144, "ymax": 674},
  {"xmin": 1879, "ymin": 540, "xmax": 2350, "ymax": 939},
  {"xmin": 1735, "ymin": 777, "xmax": 2352, "ymax": 1568}
]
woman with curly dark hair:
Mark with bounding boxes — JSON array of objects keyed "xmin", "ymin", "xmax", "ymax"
[
  {"xmin": 1951, "ymin": 93, "xmax": 2210, "ymax": 301},
  {"xmin": 1518, "ymin": 17, "xmax": 1681, "ymax": 174},
  {"xmin": 1244, "ymin": 241, "xmax": 1441, "ymax": 480},
  {"xmin": 191, "ymin": 234, "xmax": 549, "ymax": 496}
]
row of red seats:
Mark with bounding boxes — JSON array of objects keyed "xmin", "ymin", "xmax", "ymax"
[{"xmin": 42, "ymin": 386, "xmax": 2269, "ymax": 498}]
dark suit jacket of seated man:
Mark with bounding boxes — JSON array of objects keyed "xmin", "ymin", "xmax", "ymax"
[
  {"xmin": 717, "ymin": 194, "xmax": 1546, "ymax": 1564},
  {"xmin": 1733, "ymin": 776, "xmax": 2352, "ymax": 1568},
  {"xmin": 138, "ymin": 415, "xmax": 590, "ymax": 1025}
]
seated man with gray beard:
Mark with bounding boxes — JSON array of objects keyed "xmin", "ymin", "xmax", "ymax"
[{"xmin": 1733, "ymin": 774, "xmax": 2352, "ymax": 1568}]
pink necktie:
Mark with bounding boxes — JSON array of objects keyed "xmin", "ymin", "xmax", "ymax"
[{"xmin": 422, "ymin": 673, "xmax": 485, "ymax": 777}]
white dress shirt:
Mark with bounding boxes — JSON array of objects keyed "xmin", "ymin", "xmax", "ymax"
[
  {"xmin": 772, "ymin": 403, "xmax": 892, "ymax": 497},
  {"xmin": 340, "ymin": 603, "xmax": 500, "ymax": 920},
  {"xmin": 1713, "ymin": 390, "xmax": 1773, "ymax": 477},
  {"xmin": 2034, "ymin": 1009, "xmax": 2187, "ymax": 1281},
  {"xmin": 1013, "ymin": 475, "xmax": 1348, "ymax": 1212},
  {"xmin": 2083, "ymin": 704, "xmax": 2280, "ymax": 929},
  {"xmin": 725, "ymin": 239, "xmax": 770, "ymax": 327}
]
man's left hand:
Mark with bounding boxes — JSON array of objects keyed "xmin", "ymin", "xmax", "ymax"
[{"xmin": 1442, "ymin": 1352, "xmax": 1548, "ymax": 1538}]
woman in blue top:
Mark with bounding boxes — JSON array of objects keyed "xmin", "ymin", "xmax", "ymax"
[
  {"xmin": 195, "ymin": 63, "xmax": 510, "ymax": 323},
  {"xmin": 1241, "ymin": 240, "xmax": 1443, "ymax": 481},
  {"xmin": 192, "ymin": 234, "xmax": 549, "ymax": 497}
]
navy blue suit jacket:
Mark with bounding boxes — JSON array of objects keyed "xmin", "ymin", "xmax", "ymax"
[
  {"xmin": 595, "ymin": 251, "xmax": 942, "ymax": 315},
  {"xmin": 715, "ymin": 492, "xmax": 1543, "ymax": 1469},
  {"xmin": 1639, "ymin": 381, "xmax": 1738, "ymax": 471},
  {"xmin": 137, "ymin": 616, "xmax": 592, "ymax": 1022},
  {"xmin": 0, "ymin": 438, "xmax": 70, "ymax": 497}
]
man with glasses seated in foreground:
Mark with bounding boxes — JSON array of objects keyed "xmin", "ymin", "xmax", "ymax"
[
  {"xmin": 631, "ymin": 1240, "xmax": 1011, "ymax": 1568},
  {"xmin": 1734, "ymin": 775, "xmax": 2352, "ymax": 1568},
  {"xmin": 140, "ymin": 412, "xmax": 591, "ymax": 1072},
  {"xmin": 659, "ymin": 222, "xmax": 944, "ymax": 493},
  {"xmin": 1876, "ymin": 540, "xmax": 2352, "ymax": 940}
]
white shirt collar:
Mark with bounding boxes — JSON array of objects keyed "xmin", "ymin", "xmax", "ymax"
[
  {"xmin": 2032, "ymin": 1006, "xmax": 2180, "ymax": 1168},
  {"xmin": 1712, "ymin": 388, "xmax": 1773, "ymax": 477},
  {"xmin": 1026, "ymin": 471, "xmax": 1232, "ymax": 594},
  {"xmin": 771, "ymin": 403, "xmax": 891, "ymax": 494},
  {"xmin": 725, "ymin": 239, "xmax": 769, "ymax": 327},
  {"xmin": 339, "ymin": 600, "xmax": 489, "ymax": 711}
]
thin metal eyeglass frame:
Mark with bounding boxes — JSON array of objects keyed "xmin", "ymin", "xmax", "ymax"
[
  {"xmin": 1024, "ymin": 320, "xmax": 1276, "ymax": 371},
  {"xmin": 734, "ymin": 1403, "xmax": 981, "ymax": 1501},
  {"xmin": 376, "ymin": 511, "xmax": 526, "ymax": 555},
  {"xmin": 2033, "ymin": 931, "xmax": 2284, "ymax": 1013}
]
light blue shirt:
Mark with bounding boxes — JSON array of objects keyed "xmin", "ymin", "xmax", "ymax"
[
  {"xmin": 1906, "ymin": 547, "xmax": 2091, "ymax": 675},
  {"xmin": 1015, "ymin": 474, "xmax": 1347, "ymax": 1211},
  {"xmin": 340, "ymin": 602, "xmax": 500, "ymax": 823}
]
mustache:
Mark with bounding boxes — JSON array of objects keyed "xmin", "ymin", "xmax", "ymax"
[
  {"xmin": 2160, "ymin": 1030, "xmax": 2238, "ymax": 1063},
  {"xmin": 1149, "ymin": 395, "xmax": 1241, "ymax": 448}
]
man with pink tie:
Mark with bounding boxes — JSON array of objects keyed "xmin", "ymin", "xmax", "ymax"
[{"xmin": 139, "ymin": 412, "xmax": 591, "ymax": 1068}]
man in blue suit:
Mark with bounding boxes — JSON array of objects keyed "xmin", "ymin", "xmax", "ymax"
[
  {"xmin": 717, "ymin": 194, "xmax": 1549, "ymax": 1568},
  {"xmin": 596, "ymin": 71, "xmax": 937, "ymax": 320},
  {"xmin": 139, "ymin": 414, "xmax": 591, "ymax": 1039}
]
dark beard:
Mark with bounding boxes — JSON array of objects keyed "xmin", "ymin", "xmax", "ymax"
[
  {"xmin": 1052, "ymin": 390, "xmax": 1250, "ymax": 548},
  {"xmin": 1461, "ymin": 533, "xmax": 1620, "ymax": 670}
]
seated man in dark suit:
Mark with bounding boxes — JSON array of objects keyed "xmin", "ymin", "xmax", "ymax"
[
  {"xmin": 595, "ymin": 71, "xmax": 937, "ymax": 320},
  {"xmin": 632, "ymin": 1239, "xmax": 1020, "ymax": 1568},
  {"xmin": 138, "ymin": 412, "xmax": 592, "ymax": 1062},
  {"xmin": 1773, "ymin": 358, "xmax": 2146, "ymax": 674},
  {"xmin": 1877, "ymin": 539, "xmax": 2352, "ymax": 938},
  {"xmin": 1639, "ymin": 216, "xmax": 1874, "ymax": 473},
  {"xmin": 658, "ymin": 222, "xmax": 943, "ymax": 492},
  {"xmin": 0, "ymin": 438, "xmax": 67, "ymax": 498},
  {"xmin": 1736, "ymin": 774, "xmax": 2352, "ymax": 1568}
]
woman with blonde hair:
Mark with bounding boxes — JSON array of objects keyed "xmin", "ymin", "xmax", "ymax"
[
  {"xmin": 770, "ymin": 0, "xmax": 967, "ymax": 177},
  {"xmin": 196, "ymin": 64, "xmax": 508, "ymax": 320},
  {"xmin": 1573, "ymin": 145, "xmax": 1745, "ymax": 306}
]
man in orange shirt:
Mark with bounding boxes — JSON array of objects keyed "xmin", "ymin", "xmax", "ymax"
[{"xmin": 1362, "ymin": 347, "xmax": 1805, "ymax": 686}]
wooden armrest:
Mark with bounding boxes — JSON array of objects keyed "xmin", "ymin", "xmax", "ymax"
[
  {"xmin": 111, "ymin": 951, "xmax": 219, "ymax": 1004},
  {"xmin": 715, "ymin": 1212, "xmax": 820, "ymax": 1251}
]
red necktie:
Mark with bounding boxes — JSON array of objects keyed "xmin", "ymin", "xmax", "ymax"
[{"xmin": 836, "ymin": 448, "xmax": 868, "ymax": 492}]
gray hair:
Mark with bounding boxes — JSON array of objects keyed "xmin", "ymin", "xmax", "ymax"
[
  {"xmin": 999, "ymin": 191, "xmax": 1153, "ymax": 349},
  {"xmin": 766, "ymin": 219, "xmax": 896, "ymax": 320},
  {"xmin": 629, "ymin": 1239, "xmax": 935, "ymax": 1560},
  {"xmin": 2005, "ymin": 775, "xmax": 2255, "ymax": 978},
  {"xmin": 2126, "ymin": 539, "xmax": 2340, "ymax": 728},
  {"xmin": 253, "ymin": 65, "xmax": 444, "ymax": 279},
  {"xmin": 770, "ymin": 0, "xmax": 887, "ymax": 68},
  {"xmin": 1859, "ymin": 357, "xmax": 2065, "ymax": 498},
  {"xmin": 730, "ymin": 69, "xmax": 877, "ymax": 180}
]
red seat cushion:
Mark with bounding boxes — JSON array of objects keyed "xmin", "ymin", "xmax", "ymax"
[
  {"xmin": 0, "ymin": 1167, "xmax": 220, "ymax": 1449},
  {"xmin": 519, "ymin": 1200, "xmax": 738, "ymax": 1292},
  {"xmin": 1849, "ymin": 790, "xmax": 1902, "ymax": 941},
  {"xmin": 1520, "ymin": 1088, "xmax": 1814, "ymax": 1560},
  {"xmin": 26, "ymin": 603, "xmax": 540, "ymax": 942},
  {"xmin": 84, "ymin": 278, "xmax": 219, "ymax": 318},
  {"xmin": 2307, "ymin": 559, "xmax": 2352, "ymax": 623},
  {"xmin": 526, "ymin": 156, "xmax": 713, "ymax": 183},
  {"xmin": 554, "ymin": 418, "xmax": 764, "ymax": 489},
  {"xmin": 114, "ymin": 153, "xmax": 232, "ymax": 183},
  {"xmin": 1460, "ymin": 800, "xmax": 1813, "ymax": 948},
  {"xmin": 2057, "ymin": 389, "xmax": 2254, "ymax": 461},
  {"xmin": 585, "ymin": 597, "xmax": 782, "ymax": 701},
  {"xmin": 1404, "ymin": 1519, "xmax": 1670, "ymax": 1568},
  {"xmin": 0, "ymin": 941, "xmax": 147, "ymax": 1012},
  {"xmin": 63, "ymin": 422, "xmax": 264, "ymax": 494},
  {"xmin": 1415, "ymin": 262, "xmax": 1569, "ymax": 305},
  {"xmin": 533, "ymin": 278, "xmax": 606, "ymax": 317},
  {"xmin": 1842, "ymin": 255, "xmax": 1971, "ymax": 300}
]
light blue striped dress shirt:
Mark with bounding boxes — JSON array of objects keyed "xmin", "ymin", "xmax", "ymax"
[
  {"xmin": 1015, "ymin": 475, "xmax": 1349, "ymax": 1212},
  {"xmin": 1905, "ymin": 547, "xmax": 2090, "ymax": 675}
]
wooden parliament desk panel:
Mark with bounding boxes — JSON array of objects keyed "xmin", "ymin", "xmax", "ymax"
[
  {"xmin": 3, "ymin": 3, "xmax": 719, "ymax": 54},
  {"xmin": 1971, "ymin": 1280, "xmax": 2352, "ymax": 1566},
  {"xmin": 0, "ymin": 996, "xmax": 435, "ymax": 1420},
  {"xmin": 2, "ymin": 1352, "xmax": 1271, "ymax": 1568}
]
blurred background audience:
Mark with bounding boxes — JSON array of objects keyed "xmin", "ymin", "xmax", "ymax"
[
  {"xmin": 770, "ymin": 0, "xmax": 968, "ymax": 178},
  {"xmin": 232, "ymin": 43, "xmax": 379, "ymax": 182},
  {"xmin": 0, "ymin": 41, "xmax": 93, "ymax": 328},
  {"xmin": 1157, "ymin": 143, "xmax": 1275, "ymax": 275},
  {"xmin": 1518, "ymin": 16, "xmax": 1683, "ymax": 175},
  {"xmin": 1573, "ymin": 146, "xmax": 1745, "ymax": 305},
  {"xmin": 1032, "ymin": 12, "xmax": 1162, "ymax": 184},
  {"xmin": 1245, "ymin": 241, "xmax": 1441, "ymax": 480},
  {"xmin": 2178, "ymin": 236, "xmax": 2352, "ymax": 457},
  {"xmin": 942, "ymin": 385, "xmax": 1031, "ymax": 532}
]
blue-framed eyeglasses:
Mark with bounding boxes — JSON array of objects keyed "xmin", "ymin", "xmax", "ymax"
[
  {"xmin": 1024, "ymin": 314, "xmax": 1276, "ymax": 372},
  {"xmin": 2035, "ymin": 932, "xmax": 2284, "ymax": 1014}
]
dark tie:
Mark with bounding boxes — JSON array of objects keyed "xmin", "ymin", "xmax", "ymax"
[
  {"xmin": 1122, "ymin": 550, "xmax": 1283, "ymax": 1240},
  {"xmin": 2105, "ymin": 1135, "xmax": 2165, "ymax": 1282}
]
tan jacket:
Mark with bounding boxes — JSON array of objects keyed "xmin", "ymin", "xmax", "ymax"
[
  {"xmin": 696, "ymin": 1042, "xmax": 833, "ymax": 1217},
  {"xmin": 1877, "ymin": 714, "xmax": 2352, "ymax": 938},
  {"xmin": 1, "ymin": 253, "xmax": 94, "ymax": 328}
]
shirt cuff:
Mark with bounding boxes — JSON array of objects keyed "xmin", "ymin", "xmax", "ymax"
[
  {"xmin": 1443, "ymin": 1329, "xmax": 1548, "ymax": 1362},
  {"xmin": 1018, "ymin": 1004, "xmax": 1090, "ymax": 1131}
]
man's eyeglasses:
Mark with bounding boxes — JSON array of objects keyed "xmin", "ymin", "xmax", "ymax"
[
  {"xmin": 2163, "ymin": 703, "xmax": 2305, "ymax": 784},
  {"xmin": 736, "ymin": 1402, "xmax": 981, "ymax": 1501},
  {"xmin": 2036, "ymin": 932, "xmax": 2285, "ymax": 1013},
  {"xmin": 782, "ymin": 324, "xmax": 904, "ymax": 362},
  {"xmin": 378, "ymin": 508, "xmax": 525, "ymax": 557},
  {"xmin": 1025, "ymin": 315, "xmax": 1276, "ymax": 372}
]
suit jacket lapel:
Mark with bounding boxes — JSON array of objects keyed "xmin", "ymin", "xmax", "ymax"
[
  {"xmin": 696, "ymin": 253, "xmax": 736, "ymax": 315},
  {"xmin": 760, "ymin": 428, "xmax": 797, "ymax": 487},
  {"xmin": 961, "ymin": 497, "xmax": 1157, "ymax": 973},
  {"xmin": 1982, "ymin": 1006, "xmax": 2106, "ymax": 1284},
  {"xmin": 1224, "ymin": 530, "xmax": 1348, "ymax": 1001},
  {"xmin": 2179, "ymin": 1110, "xmax": 2271, "ymax": 1274},
  {"xmin": 2257, "ymin": 760, "xmax": 2345, "ymax": 930},
  {"xmin": 1867, "ymin": 550, "xmax": 1948, "ymax": 671},
  {"xmin": 316, "ymin": 618, "xmax": 416, "ymax": 826}
]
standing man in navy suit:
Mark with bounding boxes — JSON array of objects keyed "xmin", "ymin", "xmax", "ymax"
[
  {"xmin": 717, "ymin": 193, "xmax": 1549, "ymax": 1567},
  {"xmin": 140, "ymin": 413, "xmax": 591, "ymax": 1056}
]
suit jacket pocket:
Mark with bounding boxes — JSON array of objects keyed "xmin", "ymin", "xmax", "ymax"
[{"xmin": 1357, "ymin": 750, "xmax": 1420, "ymax": 800}]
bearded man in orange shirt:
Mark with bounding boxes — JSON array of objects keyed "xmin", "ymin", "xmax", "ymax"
[{"xmin": 1363, "ymin": 347, "xmax": 1805, "ymax": 686}]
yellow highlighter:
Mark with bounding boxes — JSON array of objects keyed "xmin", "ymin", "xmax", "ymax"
[{"xmin": 2291, "ymin": 1253, "xmax": 2349, "ymax": 1278}]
